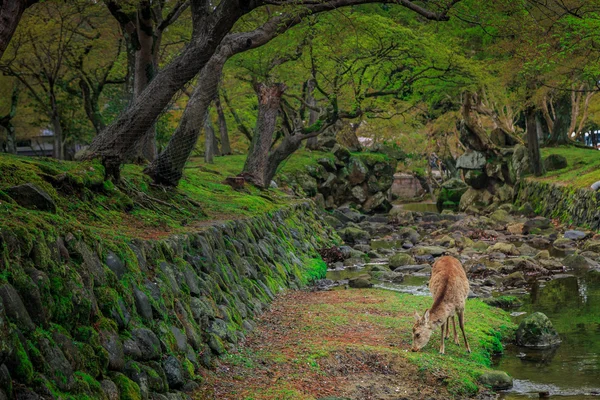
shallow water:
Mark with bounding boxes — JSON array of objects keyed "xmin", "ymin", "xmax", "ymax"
[
  {"xmin": 496, "ymin": 271, "xmax": 600, "ymax": 399},
  {"xmin": 326, "ymin": 265, "xmax": 430, "ymax": 295}
]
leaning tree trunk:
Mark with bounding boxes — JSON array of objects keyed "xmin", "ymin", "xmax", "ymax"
[
  {"xmin": 0, "ymin": 83, "xmax": 19, "ymax": 154},
  {"xmin": 215, "ymin": 95, "xmax": 231, "ymax": 155},
  {"xmin": 0, "ymin": 0, "xmax": 38, "ymax": 60},
  {"xmin": 526, "ymin": 105, "xmax": 543, "ymax": 176},
  {"xmin": 204, "ymin": 114, "xmax": 215, "ymax": 164},
  {"xmin": 242, "ymin": 83, "xmax": 286, "ymax": 188}
]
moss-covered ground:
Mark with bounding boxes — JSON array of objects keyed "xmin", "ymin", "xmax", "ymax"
[
  {"xmin": 532, "ymin": 146, "xmax": 600, "ymax": 188},
  {"xmin": 195, "ymin": 289, "xmax": 515, "ymax": 400}
]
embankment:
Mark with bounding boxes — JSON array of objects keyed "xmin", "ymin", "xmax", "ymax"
[{"xmin": 0, "ymin": 201, "xmax": 337, "ymax": 399}]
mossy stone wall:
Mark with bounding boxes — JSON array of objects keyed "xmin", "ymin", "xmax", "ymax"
[
  {"xmin": 515, "ymin": 179, "xmax": 600, "ymax": 230},
  {"xmin": 0, "ymin": 202, "xmax": 337, "ymax": 399}
]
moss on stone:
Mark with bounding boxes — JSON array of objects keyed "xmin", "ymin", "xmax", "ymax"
[{"xmin": 112, "ymin": 372, "xmax": 142, "ymax": 400}]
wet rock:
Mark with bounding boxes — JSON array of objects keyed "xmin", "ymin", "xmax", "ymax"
[
  {"xmin": 5, "ymin": 183, "xmax": 57, "ymax": 213},
  {"xmin": 478, "ymin": 370, "xmax": 513, "ymax": 390},
  {"xmin": 105, "ymin": 252, "xmax": 127, "ymax": 279},
  {"xmin": 583, "ymin": 240, "xmax": 600, "ymax": 253},
  {"xmin": 413, "ymin": 246, "xmax": 446, "ymax": 257},
  {"xmin": 393, "ymin": 264, "xmax": 429, "ymax": 273},
  {"xmin": 543, "ymin": 154, "xmax": 567, "ymax": 171},
  {"xmin": 490, "ymin": 209, "xmax": 511, "ymax": 224},
  {"xmin": 398, "ymin": 227, "xmax": 420, "ymax": 244},
  {"xmin": 388, "ymin": 253, "xmax": 415, "ymax": 268},
  {"xmin": 507, "ymin": 223, "xmax": 525, "ymax": 235},
  {"xmin": 515, "ymin": 312, "xmax": 561, "ymax": 348},
  {"xmin": 534, "ymin": 250, "xmax": 550, "ymax": 260},
  {"xmin": 564, "ymin": 230, "xmax": 587, "ymax": 240},
  {"xmin": 504, "ymin": 271, "xmax": 526, "ymax": 287},
  {"xmin": 563, "ymin": 254, "xmax": 589, "ymax": 269},
  {"xmin": 338, "ymin": 227, "xmax": 370, "ymax": 244},
  {"xmin": 486, "ymin": 242, "xmax": 519, "ymax": 256},
  {"xmin": 0, "ymin": 284, "xmax": 34, "ymax": 333},
  {"xmin": 39, "ymin": 337, "xmax": 74, "ymax": 391},
  {"xmin": 162, "ymin": 356, "xmax": 185, "ymax": 389},
  {"xmin": 348, "ymin": 276, "xmax": 373, "ymax": 288},
  {"xmin": 434, "ymin": 235, "xmax": 455, "ymax": 248},
  {"xmin": 524, "ymin": 217, "xmax": 551, "ymax": 232},
  {"xmin": 414, "ymin": 254, "xmax": 435, "ymax": 264}
]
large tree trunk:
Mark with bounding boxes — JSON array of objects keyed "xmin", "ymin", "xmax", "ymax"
[
  {"xmin": 526, "ymin": 105, "xmax": 543, "ymax": 176},
  {"xmin": 0, "ymin": 0, "xmax": 38, "ymax": 60},
  {"xmin": 215, "ymin": 95, "xmax": 231, "ymax": 155},
  {"xmin": 545, "ymin": 94, "xmax": 572, "ymax": 145},
  {"xmin": 0, "ymin": 82, "xmax": 18, "ymax": 154},
  {"xmin": 204, "ymin": 113, "xmax": 215, "ymax": 164},
  {"xmin": 242, "ymin": 83, "xmax": 286, "ymax": 188}
]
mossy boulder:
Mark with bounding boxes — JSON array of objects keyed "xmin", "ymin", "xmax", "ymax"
[
  {"xmin": 543, "ymin": 154, "xmax": 568, "ymax": 171},
  {"xmin": 478, "ymin": 370, "xmax": 513, "ymax": 390},
  {"xmin": 487, "ymin": 242, "xmax": 519, "ymax": 256},
  {"xmin": 515, "ymin": 312, "xmax": 561, "ymax": 348},
  {"xmin": 388, "ymin": 253, "xmax": 416, "ymax": 268},
  {"xmin": 338, "ymin": 227, "xmax": 370, "ymax": 244}
]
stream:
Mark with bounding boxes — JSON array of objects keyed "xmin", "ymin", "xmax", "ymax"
[{"xmin": 325, "ymin": 203, "xmax": 600, "ymax": 399}]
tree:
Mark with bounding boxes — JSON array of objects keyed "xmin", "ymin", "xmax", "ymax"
[
  {"xmin": 0, "ymin": 0, "xmax": 38, "ymax": 60},
  {"xmin": 84, "ymin": 0, "xmax": 458, "ymax": 181},
  {"xmin": 0, "ymin": 80, "xmax": 19, "ymax": 154}
]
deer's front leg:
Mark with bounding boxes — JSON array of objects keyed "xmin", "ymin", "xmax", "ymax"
[{"xmin": 439, "ymin": 322, "xmax": 446, "ymax": 354}]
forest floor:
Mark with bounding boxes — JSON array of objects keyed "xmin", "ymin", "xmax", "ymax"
[{"xmin": 194, "ymin": 289, "xmax": 513, "ymax": 400}]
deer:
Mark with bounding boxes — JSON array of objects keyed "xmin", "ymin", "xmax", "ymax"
[{"xmin": 411, "ymin": 255, "xmax": 471, "ymax": 354}]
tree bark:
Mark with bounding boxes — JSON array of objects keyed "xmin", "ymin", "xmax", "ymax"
[
  {"xmin": 0, "ymin": 0, "xmax": 38, "ymax": 60},
  {"xmin": 545, "ymin": 94, "xmax": 572, "ymax": 145},
  {"xmin": 0, "ymin": 82, "xmax": 18, "ymax": 154},
  {"xmin": 526, "ymin": 105, "xmax": 543, "ymax": 176},
  {"xmin": 88, "ymin": 0, "xmax": 455, "ymax": 180},
  {"xmin": 50, "ymin": 89, "xmax": 64, "ymax": 159},
  {"xmin": 79, "ymin": 79, "xmax": 105, "ymax": 134},
  {"xmin": 304, "ymin": 79, "xmax": 320, "ymax": 150},
  {"xmin": 215, "ymin": 95, "xmax": 231, "ymax": 155},
  {"xmin": 204, "ymin": 113, "xmax": 215, "ymax": 164},
  {"xmin": 242, "ymin": 83, "xmax": 286, "ymax": 188}
]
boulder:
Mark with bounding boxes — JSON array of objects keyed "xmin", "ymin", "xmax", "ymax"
[
  {"xmin": 351, "ymin": 186, "xmax": 367, "ymax": 203},
  {"xmin": 362, "ymin": 192, "xmax": 389, "ymax": 213},
  {"xmin": 100, "ymin": 331, "xmax": 125, "ymax": 371},
  {"xmin": 0, "ymin": 284, "xmax": 34, "ymax": 333},
  {"xmin": 5, "ymin": 183, "xmax": 57, "ymax": 213},
  {"xmin": 563, "ymin": 230, "xmax": 587, "ymax": 240},
  {"xmin": 511, "ymin": 145, "xmax": 531, "ymax": 180},
  {"xmin": 338, "ymin": 227, "xmax": 370, "ymax": 244},
  {"xmin": 515, "ymin": 312, "xmax": 561, "ymax": 348},
  {"xmin": 563, "ymin": 254, "xmax": 589, "ymax": 269},
  {"xmin": 459, "ymin": 188, "xmax": 483, "ymax": 211},
  {"xmin": 490, "ymin": 209, "xmax": 511, "ymax": 224},
  {"xmin": 507, "ymin": 223, "xmax": 525, "ymax": 235},
  {"xmin": 388, "ymin": 253, "xmax": 416, "ymax": 268},
  {"xmin": 162, "ymin": 356, "xmax": 185, "ymax": 390},
  {"xmin": 478, "ymin": 370, "xmax": 513, "ymax": 390},
  {"xmin": 413, "ymin": 246, "xmax": 446, "ymax": 257},
  {"xmin": 105, "ymin": 252, "xmax": 127, "ymax": 279},
  {"xmin": 456, "ymin": 151, "xmax": 486, "ymax": 170},
  {"xmin": 348, "ymin": 158, "xmax": 368, "ymax": 185},
  {"xmin": 132, "ymin": 328, "xmax": 162, "ymax": 361},
  {"xmin": 398, "ymin": 227, "xmax": 420, "ymax": 244},
  {"xmin": 391, "ymin": 173, "xmax": 424, "ymax": 200},
  {"xmin": 543, "ymin": 154, "xmax": 568, "ymax": 171},
  {"xmin": 486, "ymin": 242, "xmax": 519, "ymax": 256},
  {"xmin": 348, "ymin": 276, "xmax": 372, "ymax": 288},
  {"xmin": 583, "ymin": 240, "xmax": 600, "ymax": 253}
]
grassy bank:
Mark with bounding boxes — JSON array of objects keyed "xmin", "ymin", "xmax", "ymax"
[
  {"xmin": 196, "ymin": 289, "xmax": 515, "ymax": 399},
  {"xmin": 532, "ymin": 146, "xmax": 600, "ymax": 189}
]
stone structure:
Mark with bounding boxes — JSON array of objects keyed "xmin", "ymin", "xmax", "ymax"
[{"xmin": 0, "ymin": 203, "xmax": 336, "ymax": 399}]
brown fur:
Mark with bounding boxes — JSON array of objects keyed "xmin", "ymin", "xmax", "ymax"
[{"xmin": 411, "ymin": 256, "xmax": 471, "ymax": 354}]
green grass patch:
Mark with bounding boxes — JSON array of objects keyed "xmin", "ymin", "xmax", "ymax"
[{"xmin": 531, "ymin": 146, "xmax": 600, "ymax": 189}]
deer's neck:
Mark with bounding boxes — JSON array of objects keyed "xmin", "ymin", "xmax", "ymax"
[{"xmin": 428, "ymin": 305, "xmax": 452, "ymax": 328}]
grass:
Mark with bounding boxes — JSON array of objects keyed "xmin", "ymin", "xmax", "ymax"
[
  {"xmin": 531, "ymin": 146, "xmax": 600, "ymax": 189},
  {"xmin": 0, "ymin": 152, "xmax": 312, "ymax": 241},
  {"xmin": 196, "ymin": 289, "xmax": 515, "ymax": 399}
]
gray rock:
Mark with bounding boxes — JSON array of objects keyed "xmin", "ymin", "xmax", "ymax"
[
  {"xmin": 39, "ymin": 337, "xmax": 74, "ymax": 391},
  {"xmin": 413, "ymin": 246, "xmax": 446, "ymax": 257},
  {"xmin": 393, "ymin": 264, "xmax": 430, "ymax": 273},
  {"xmin": 105, "ymin": 252, "xmax": 127, "ymax": 279},
  {"xmin": 348, "ymin": 157, "xmax": 368, "ymax": 185},
  {"xmin": 134, "ymin": 289, "xmax": 153, "ymax": 322},
  {"xmin": 317, "ymin": 157, "xmax": 336, "ymax": 172},
  {"xmin": 0, "ymin": 284, "xmax": 34, "ymax": 333},
  {"xmin": 516, "ymin": 312, "xmax": 561, "ymax": 348},
  {"xmin": 338, "ymin": 227, "xmax": 370, "ymax": 244},
  {"xmin": 563, "ymin": 230, "xmax": 587, "ymax": 240},
  {"xmin": 132, "ymin": 328, "xmax": 162, "ymax": 361},
  {"xmin": 456, "ymin": 151, "xmax": 486, "ymax": 170},
  {"xmin": 348, "ymin": 276, "xmax": 372, "ymax": 288},
  {"xmin": 351, "ymin": 186, "xmax": 367, "ymax": 203},
  {"xmin": 563, "ymin": 254, "xmax": 589, "ymax": 269},
  {"xmin": 362, "ymin": 192, "xmax": 388, "ymax": 213},
  {"xmin": 170, "ymin": 326, "xmax": 188, "ymax": 353},
  {"xmin": 0, "ymin": 365, "xmax": 12, "ymax": 399},
  {"xmin": 162, "ymin": 356, "xmax": 185, "ymax": 390},
  {"xmin": 478, "ymin": 370, "xmax": 513, "ymax": 390},
  {"xmin": 398, "ymin": 227, "xmax": 420, "ymax": 244},
  {"xmin": 591, "ymin": 180, "xmax": 600, "ymax": 191},
  {"xmin": 100, "ymin": 380, "xmax": 119, "ymax": 400},
  {"xmin": 100, "ymin": 331, "xmax": 125, "ymax": 371},
  {"xmin": 123, "ymin": 339, "xmax": 142, "ymax": 359},
  {"xmin": 332, "ymin": 144, "xmax": 351, "ymax": 162},
  {"xmin": 5, "ymin": 183, "xmax": 57, "ymax": 213}
]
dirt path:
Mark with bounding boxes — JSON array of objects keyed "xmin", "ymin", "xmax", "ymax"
[{"xmin": 194, "ymin": 289, "xmax": 464, "ymax": 400}]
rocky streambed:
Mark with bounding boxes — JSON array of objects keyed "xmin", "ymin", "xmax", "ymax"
[{"xmin": 319, "ymin": 203, "xmax": 600, "ymax": 398}]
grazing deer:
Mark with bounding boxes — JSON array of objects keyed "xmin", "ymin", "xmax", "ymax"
[{"xmin": 411, "ymin": 256, "xmax": 471, "ymax": 354}]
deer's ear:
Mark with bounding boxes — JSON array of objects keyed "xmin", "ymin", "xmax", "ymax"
[
  {"xmin": 414, "ymin": 311, "xmax": 420, "ymax": 322},
  {"xmin": 424, "ymin": 309, "xmax": 430, "ymax": 323}
]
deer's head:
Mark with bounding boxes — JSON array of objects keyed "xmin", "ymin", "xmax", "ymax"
[{"xmin": 411, "ymin": 309, "xmax": 433, "ymax": 352}]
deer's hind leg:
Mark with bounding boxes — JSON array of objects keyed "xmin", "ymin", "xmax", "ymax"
[
  {"xmin": 439, "ymin": 322, "xmax": 446, "ymax": 354},
  {"xmin": 458, "ymin": 309, "xmax": 471, "ymax": 353},
  {"xmin": 451, "ymin": 315, "xmax": 459, "ymax": 345}
]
